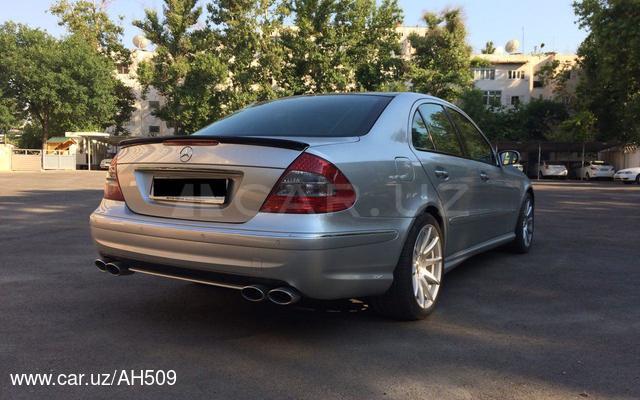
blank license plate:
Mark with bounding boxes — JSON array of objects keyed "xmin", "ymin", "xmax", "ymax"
[{"xmin": 151, "ymin": 177, "xmax": 228, "ymax": 204}]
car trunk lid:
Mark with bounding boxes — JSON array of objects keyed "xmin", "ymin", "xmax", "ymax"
[{"xmin": 114, "ymin": 136, "xmax": 356, "ymax": 223}]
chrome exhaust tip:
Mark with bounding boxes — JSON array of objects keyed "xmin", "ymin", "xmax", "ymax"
[
  {"xmin": 267, "ymin": 287, "xmax": 301, "ymax": 306},
  {"xmin": 104, "ymin": 262, "xmax": 133, "ymax": 276},
  {"xmin": 240, "ymin": 285, "xmax": 268, "ymax": 302},
  {"xmin": 94, "ymin": 259, "xmax": 107, "ymax": 272}
]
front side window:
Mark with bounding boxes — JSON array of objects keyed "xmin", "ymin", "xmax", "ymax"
[
  {"xmin": 411, "ymin": 111, "xmax": 435, "ymax": 151},
  {"xmin": 447, "ymin": 109, "xmax": 496, "ymax": 165},
  {"xmin": 417, "ymin": 104, "xmax": 464, "ymax": 157}
]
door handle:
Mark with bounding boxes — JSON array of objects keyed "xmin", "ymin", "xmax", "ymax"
[
  {"xmin": 480, "ymin": 171, "xmax": 490, "ymax": 181},
  {"xmin": 434, "ymin": 169, "xmax": 449, "ymax": 180}
]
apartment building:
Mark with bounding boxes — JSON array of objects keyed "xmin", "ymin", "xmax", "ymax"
[
  {"xmin": 109, "ymin": 36, "xmax": 175, "ymax": 137},
  {"xmin": 471, "ymin": 52, "xmax": 579, "ymax": 107}
]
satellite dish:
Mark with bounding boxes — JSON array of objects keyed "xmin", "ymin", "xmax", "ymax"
[
  {"xmin": 505, "ymin": 39, "xmax": 520, "ymax": 54},
  {"xmin": 133, "ymin": 35, "xmax": 150, "ymax": 50}
]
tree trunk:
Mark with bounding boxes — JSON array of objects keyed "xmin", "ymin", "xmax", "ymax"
[{"xmin": 41, "ymin": 114, "xmax": 50, "ymax": 150}]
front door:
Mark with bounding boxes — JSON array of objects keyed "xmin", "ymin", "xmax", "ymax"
[{"xmin": 446, "ymin": 107, "xmax": 521, "ymax": 241}]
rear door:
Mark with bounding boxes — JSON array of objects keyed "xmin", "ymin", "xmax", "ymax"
[
  {"xmin": 445, "ymin": 108, "xmax": 521, "ymax": 241},
  {"xmin": 409, "ymin": 102, "xmax": 478, "ymax": 255}
]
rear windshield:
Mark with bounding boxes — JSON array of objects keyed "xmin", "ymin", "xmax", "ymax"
[{"xmin": 194, "ymin": 95, "xmax": 393, "ymax": 137}]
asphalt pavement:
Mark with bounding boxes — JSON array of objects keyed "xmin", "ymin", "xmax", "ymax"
[{"xmin": 1, "ymin": 172, "xmax": 639, "ymax": 399}]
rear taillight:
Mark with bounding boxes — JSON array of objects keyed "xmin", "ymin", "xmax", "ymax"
[
  {"xmin": 260, "ymin": 153, "xmax": 356, "ymax": 214},
  {"xmin": 103, "ymin": 156, "xmax": 125, "ymax": 201}
]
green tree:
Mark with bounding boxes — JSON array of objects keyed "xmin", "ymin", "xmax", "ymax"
[
  {"xmin": 0, "ymin": 90, "xmax": 21, "ymax": 135},
  {"xmin": 207, "ymin": 0, "xmax": 288, "ymax": 111},
  {"xmin": 573, "ymin": 0, "xmax": 640, "ymax": 143},
  {"xmin": 280, "ymin": 0, "xmax": 405, "ymax": 94},
  {"xmin": 520, "ymin": 99, "xmax": 569, "ymax": 141},
  {"xmin": 481, "ymin": 41, "xmax": 496, "ymax": 54},
  {"xmin": 134, "ymin": 0, "xmax": 227, "ymax": 134},
  {"xmin": 50, "ymin": 0, "xmax": 130, "ymax": 64},
  {"xmin": 0, "ymin": 22, "xmax": 123, "ymax": 147},
  {"xmin": 347, "ymin": 0, "xmax": 406, "ymax": 91},
  {"xmin": 408, "ymin": 8, "xmax": 472, "ymax": 101},
  {"xmin": 51, "ymin": 0, "xmax": 135, "ymax": 134}
]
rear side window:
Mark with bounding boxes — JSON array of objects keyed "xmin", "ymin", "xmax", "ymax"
[
  {"xmin": 447, "ymin": 109, "xmax": 496, "ymax": 165},
  {"xmin": 194, "ymin": 95, "xmax": 392, "ymax": 137},
  {"xmin": 417, "ymin": 104, "xmax": 464, "ymax": 157},
  {"xmin": 411, "ymin": 111, "xmax": 436, "ymax": 151}
]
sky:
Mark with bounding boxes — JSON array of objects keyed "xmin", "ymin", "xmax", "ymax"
[{"xmin": 0, "ymin": 0, "xmax": 587, "ymax": 54}]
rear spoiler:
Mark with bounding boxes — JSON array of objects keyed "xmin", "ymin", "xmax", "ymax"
[{"xmin": 118, "ymin": 135, "xmax": 309, "ymax": 151}]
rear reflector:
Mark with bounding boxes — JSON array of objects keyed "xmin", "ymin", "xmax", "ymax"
[
  {"xmin": 260, "ymin": 153, "xmax": 356, "ymax": 214},
  {"xmin": 103, "ymin": 156, "xmax": 125, "ymax": 201}
]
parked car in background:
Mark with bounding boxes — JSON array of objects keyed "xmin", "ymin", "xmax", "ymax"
[
  {"xmin": 99, "ymin": 158, "xmax": 113, "ymax": 170},
  {"xmin": 90, "ymin": 93, "xmax": 534, "ymax": 320},
  {"xmin": 613, "ymin": 167, "xmax": 640, "ymax": 184},
  {"xmin": 535, "ymin": 162, "xmax": 568, "ymax": 179},
  {"xmin": 573, "ymin": 160, "xmax": 615, "ymax": 180}
]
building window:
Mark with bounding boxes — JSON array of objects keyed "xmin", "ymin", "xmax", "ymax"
[
  {"xmin": 482, "ymin": 91, "xmax": 502, "ymax": 107},
  {"xmin": 148, "ymin": 126, "xmax": 160, "ymax": 135},
  {"xmin": 149, "ymin": 101, "xmax": 160, "ymax": 111},
  {"xmin": 472, "ymin": 68, "xmax": 495, "ymax": 80},
  {"xmin": 510, "ymin": 96, "xmax": 520, "ymax": 106},
  {"xmin": 117, "ymin": 64, "xmax": 129, "ymax": 75},
  {"xmin": 508, "ymin": 70, "xmax": 525, "ymax": 80},
  {"xmin": 533, "ymin": 80, "xmax": 543, "ymax": 88}
]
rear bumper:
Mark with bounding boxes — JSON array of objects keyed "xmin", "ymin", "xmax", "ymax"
[{"xmin": 90, "ymin": 200, "xmax": 409, "ymax": 299}]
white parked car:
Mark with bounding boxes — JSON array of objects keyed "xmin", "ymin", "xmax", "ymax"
[
  {"xmin": 536, "ymin": 162, "xmax": 568, "ymax": 179},
  {"xmin": 575, "ymin": 161, "xmax": 615, "ymax": 180},
  {"xmin": 613, "ymin": 167, "xmax": 640, "ymax": 185},
  {"xmin": 99, "ymin": 158, "xmax": 113, "ymax": 170}
]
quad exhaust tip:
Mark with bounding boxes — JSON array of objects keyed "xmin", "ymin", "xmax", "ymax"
[
  {"xmin": 95, "ymin": 259, "xmax": 133, "ymax": 276},
  {"xmin": 240, "ymin": 285, "xmax": 268, "ymax": 302},
  {"xmin": 94, "ymin": 259, "xmax": 107, "ymax": 272},
  {"xmin": 267, "ymin": 287, "xmax": 301, "ymax": 306}
]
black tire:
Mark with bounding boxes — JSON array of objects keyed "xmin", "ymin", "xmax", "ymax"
[
  {"xmin": 370, "ymin": 214, "xmax": 444, "ymax": 321},
  {"xmin": 510, "ymin": 193, "xmax": 534, "ymax": 254},
  {"xmin": 636, "ymin": 175, "xmax": 640, "ymax": 185},
  {"xmin": 585, "ymin": 173, "xmax": 590, "ymax": 181}
]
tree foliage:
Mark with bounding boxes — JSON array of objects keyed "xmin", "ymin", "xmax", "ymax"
[
  {"xmin": 50, "ymin": 0, "xmax": 130, "ymax": 64},
  {"xmin": 280, "ymin": 0, "xmax": 404, "ymax": 94},
  {"xmin": 134, "ymin": 0, "xmax": 227, "ymax": 134},
  {"xmin": 573, "ymin": 0, "xmax": 640, "ymax": 143},
  {"xmin": 0, "ymin": 23, "xmax": 125, "ymax": 146},
  {"xmin": 481, "ymin": 41, "xmax": 495, "ymax": 54},
  {"xmin": 207, "ymin": 0, "xmax": 288, "ymax": 111},
  {"xmin": 408, "ymin": 8, "xmax": 472, "ymax": 101}
]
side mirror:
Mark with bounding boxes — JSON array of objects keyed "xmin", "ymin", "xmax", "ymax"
[{"xmin": 499, "ymin": 150, "xmax": 520, "ymax": 166}]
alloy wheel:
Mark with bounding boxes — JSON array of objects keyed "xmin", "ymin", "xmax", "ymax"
[
  {"xmin": 522, "ymin": 198, "xmax": 534, "ymax": 247},
  {"xmin": 411, "ymin": 225, "xmax": 443, "ymax": 309}
]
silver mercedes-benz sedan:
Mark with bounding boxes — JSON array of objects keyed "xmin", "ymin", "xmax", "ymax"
[{"xmin": 90, "ymin": 92, "xmax": 534, "ymax": 320}]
